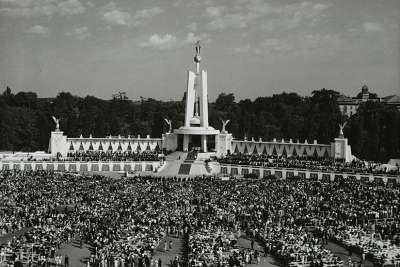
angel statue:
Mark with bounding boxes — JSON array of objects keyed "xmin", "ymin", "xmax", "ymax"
[
  {"xmin": 221, "ymin": 119, "xmax": 230, "ymax": 133},
  {"xmin": 195, "ymin": 40, "xmax": 201, "ymax": 55},
  {"xmin": 52, "ymin": 116, "xmax": 60, "ymax": 131},
  {"xmin": 338, "ymin": 121, "xmax": 347, "ymax": 137},
  {"xmin": 164, "ymin": 118, "xmax": 172, "ymax": 133}
]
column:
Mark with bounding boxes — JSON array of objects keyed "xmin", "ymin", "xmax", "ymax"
[
  {"xmin": 183, "ymin": 135, "xmax": 189, "ymax": 152},
  {"xmin": 201, "ymin": 135, "xmax": 207, "ymax": 152}
]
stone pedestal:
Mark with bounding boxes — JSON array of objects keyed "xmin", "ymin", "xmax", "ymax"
[
  {"xmin": 332, "ymin": 137, "xmax": 353, "ymax": 162},
  {"xmin": 48, "ymin": 131, "xmax": 67, "ymax": 157},
  {"xmin": 162, "ymin": 133, "xmax": 178, "ymax": 152},
  {"xmin": 216, "ymin": 133, "xmax": 233, "ymax": 157}
]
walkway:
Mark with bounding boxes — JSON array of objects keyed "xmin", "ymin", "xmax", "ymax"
[
  {"xmin": 153, "ymin": 236, "xmax": 185, "ymax": 267},
  {"xmin": 324, "ymin": 241, "xmax": 373, "ymax": 267},
  {"xmin": 56, "ymin": 238, "xmax": 91, "ymax": 267},
  {"xmin": 237, "ymin": 237, "xmax": 281, "ymax": 267}
]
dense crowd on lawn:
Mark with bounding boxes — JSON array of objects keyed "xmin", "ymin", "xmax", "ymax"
[
  {"xmin": 218, "ymin": 154, "xmax": 400, "ymax": 175},
  {"xmin": 64, "ymin": 151, "xmax": 161, "ymax": 162},
  {"xmin": 1, "ymin": 170, "xmax": 400, "ymax": 267}
]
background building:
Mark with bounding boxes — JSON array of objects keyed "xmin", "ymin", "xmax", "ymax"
[{"xmin": 338, "ymin": 85, "xmax": 400, "ymax": 117}]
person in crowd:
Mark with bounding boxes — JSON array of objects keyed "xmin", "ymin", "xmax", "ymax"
[{"xmin": 63, "ymin": 150, "xmax": 160, "ymax": 162}]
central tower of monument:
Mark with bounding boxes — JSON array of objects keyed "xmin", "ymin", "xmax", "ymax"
[
  {"xmin": 163, "ymin": 41, "xmax": 222, "ymax": 153},
  {"xmin": 184, "ymin": 41, "xmax": 209, "ymax": 128}
]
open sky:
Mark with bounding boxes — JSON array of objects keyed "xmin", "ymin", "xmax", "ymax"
[{"xmin": 0, "ymin": 0, "xmax": 399, "ymax": 101}]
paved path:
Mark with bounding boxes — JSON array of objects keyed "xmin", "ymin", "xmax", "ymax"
[
  {"xmin": 153, "ymin": 236, "xmax": 185, "ymax": 267},
  {"xmin": 324, "ymin": 241, "xmax": 373, "ymax": 267},
  {"xmin": 56, "ymin": 238, "xmax": 91, "ymax": 267},
  {"xmin": 237, "ymin": 237, "xmax": 281, "ymax": 267}
]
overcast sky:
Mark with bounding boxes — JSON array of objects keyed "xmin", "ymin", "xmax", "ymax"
[{"xmin": 0, "ymin": 0, "xmax": 399, "ymax": 101}]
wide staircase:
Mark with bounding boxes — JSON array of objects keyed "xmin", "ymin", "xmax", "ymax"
[
  {"xmin": 156, "ymin": 151, "xmax": 217, "ymax": 177},
  {"xmin": 178, "ymin": 163, "xmax": 192, "ymax": 175},
  {"xmin": 177, "ymin": 151, "xmax": 199, "ymax": 175}
]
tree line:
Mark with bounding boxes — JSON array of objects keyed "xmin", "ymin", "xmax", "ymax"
[{"xmin": 0, "ymin": 87, "xmax": 399, "ymax": 162}]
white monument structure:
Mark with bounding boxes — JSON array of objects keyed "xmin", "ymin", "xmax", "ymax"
[
  {"xmin": 0, "ymin": 41, "xmax": 357, "ymax": 176},
  {"xmin": 44, "ymin": 42, "xmax": 352, "ymax": 163},
  {"xmin": 162, "ymin": 41, "xmax": 232, "ymax": 156}
]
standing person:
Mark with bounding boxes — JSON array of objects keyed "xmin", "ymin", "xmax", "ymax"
[
  {"xmin": 250, "ymin": 239, "xmax": 255, "ymax": 250},
  {"xmin": 164, "ymin": 240, "xmax": 168, "ymax": 251},
  {"xmin": 361, "ymin": 250, "xmax": 366, "ymax": 263},
  {"xmin": 255, "ymin": 250, "xmax": 260, "ymax": 264},
  {"xmin": 145, "ymin": 255, "xmax": 150, "ymax": 267},
  {"xmin": 169, "ymin": 240, "xmax": 173, "ymax": 250},
  {"xmin": 158, "ymin": 258, "xmax": 162, "ymax": 267},
  {"xmin": 64, "ymin": 255, "xmax": 69, "ymax": 267}
]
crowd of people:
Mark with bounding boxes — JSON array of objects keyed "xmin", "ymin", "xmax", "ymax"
[
  {"xmin": 217, "ymin": 154, "xmax": 400, "ymax": 176},
  {"xmin": 64, "ymin": 151, "xmax": 161, "ymax": 162},
  {"xmin": 1, "ymin": 170, "xmax": 400, "ymax": 267}
]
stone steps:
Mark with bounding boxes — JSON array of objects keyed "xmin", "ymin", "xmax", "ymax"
[{"xmin": 178, "ymin": 163, "xmax": 192, "ymax": 175}]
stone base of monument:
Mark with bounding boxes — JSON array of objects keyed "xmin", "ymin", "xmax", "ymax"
[{"xmin": 155, "ymin": 152, "xmax": 219, "ymax": 177}]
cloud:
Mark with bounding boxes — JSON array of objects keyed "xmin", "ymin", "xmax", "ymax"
[
  {"xmin": 233, "ymin": 33, "xmax": 341, "ymax": 56},
  {"xmin": 140, "ymin": 32, "xmax": 210, "ymax": 50},
  {"xmin": 101, "ymin": 2, "xmax": 131, "ymax": 26},
  {"xmin": 234, "ymin": 44, "xmax": 251, "ymax": 53},
  {"xmin": 206, "ymin": 6, "xmax": 224, "ymax": 17},
  {"xmin": 363, "ymin": 22, "xmax": 383, "ymax": 32},
  {"xmin": 0, "ymin": 0, "xmax": 36, "ymax": 7},
  {"xmin": 207, "ymin": 13, "xmax": 248, "ymax": 30},
  {"xmin": 134, "ymin": 7, "xmax": 163, "ymax": 19},
  {"xmin": 186, "ymin": 22, "xmax": 197, "ymax": 32},
  {"xmin": 0, "ymin": 0, "xmax": 85, "ymax": 17},
  {"xmin": 245, "ymin": 0, "xmax": 331, "ymax": 19},
  {"xmin": 140, "ymin": 33, "xmax": 177, "ymax": 50},
  {"xmin": 183, "ymin": 32, "xmax": 211, "ymax": 45},
  {"xmin": 206, "ymin": 1, "xmax": 332, "ymax": 31},
  {"xmin": 299, "ymin": 34, "xmax": 340, "ymax": 49},
  {"xmin": 58, "ymin": 0, "xmax": 85, "ymax": 16},
  {"xmin": 86, "ymin": 1, "xmax": 95, "ymax": 8},
  {"xmin": 65, "ymin": 26, "xmax": 91, "ymax": 39},
  {"xmin": 184, "ymin": 32, "xmax": 198, "ymax": 44},
  {"xmin": 259, "ymin": 38, "xmax": 292, "ymax": 53},
  {"xmin": 99, "ymin": 4, "xmax": 163, "ymax": 27},
  {"xmin": 26, "ymin": 24, "xmax": 49, "ymax": 35}
]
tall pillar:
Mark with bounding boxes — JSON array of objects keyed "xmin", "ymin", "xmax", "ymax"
[
  {"xmin": 200, "ymin": 70, "xmax": 208, "ymax": 127},
  {"xmin": 201, "ymin": 135, "xmax": 207, "ymax": 152},
  {"xmin": 184, "ymin": 71, "xmax": 196, "ymax": 127},
  {"xmin": 183, "ymin": 135, "xmax": 189, "ymax": 152}
]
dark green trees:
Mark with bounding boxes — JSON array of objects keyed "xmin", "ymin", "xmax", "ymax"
[{"xmin": 0, "ymin": 87, "xmax": 399, "ymax": 162}]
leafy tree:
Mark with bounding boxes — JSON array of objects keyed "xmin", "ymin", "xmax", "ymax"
[{"xmin": 0, "ymin": 87, "xmax": 398, "ymax": 161}]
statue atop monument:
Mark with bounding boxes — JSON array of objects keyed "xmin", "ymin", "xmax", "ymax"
[
  {"xmin": 221, "ymin": 119, "xmax": 230, "ymax": 134},
  {"xmin": 338, "ymin": 121, "xmax": 347, "ymax": 138},
  {"xmin": 194, "ymin": 40, "xmax": 201, "ymax": 63},
  {"xmin": 52, "ymin": 116, "xmax": 60, "ymax": 131},
  {"xmin": 164, "ymin": 118, "xmax": 172, "ymax": 133}
]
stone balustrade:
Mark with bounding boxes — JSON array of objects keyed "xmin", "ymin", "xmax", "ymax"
[
  {"xmin": 219, "ymin": 163, "xmax": 400, "ymax": 183},
  {"xmin": 0, "ymin": 161, "xmax": 161, "ymax": 173}
]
